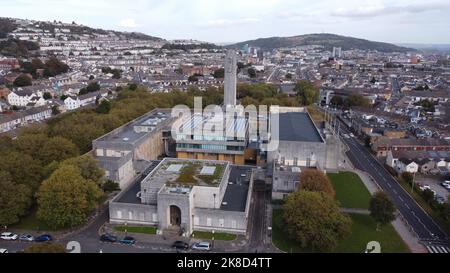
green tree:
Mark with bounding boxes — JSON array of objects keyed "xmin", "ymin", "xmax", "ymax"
[
  {"xmin": 79, "ymin": 81, "xmax": 100, "ymax": 95},
  {"xmin": 13, "ymin": 74, "xmax": 32, "ymax": 87},
  {"xmin": 24, "ymin": 243, "xmax": 66, "ymax": 253},
  {"xmin": 0, "ymin": 151, "xmax": 43, "ymax": 191},
  {"xmin": 51, "ymin": 105, "xmax": 60, "ymax": 115},
  {"xmin": 128, "ymin": 83, "xmax": 138, "ymax": 91},
  {"xmin": 330, "ymin": 95, "xmax": 344, "ymax": 107},
  {"xmin": 61, "ymin": 155, "xmax": 105, "ymax": 185},
  {"xmin": 401, "ymin": 172, "xmax": 414, "ymax": 186},
  {"xmin": 294, "ymin": 80, "xmax": 319, "ymax": 106},
  {"xmin": 95, "ymin": 100, "xmax": 111, "ymax": 114},
  {"xmin": 36, "ymin": 165, "xmax": 104, "ymax": 229},
  {"xmin": 299, "ymin": 169, "xmax": 335, "ymax": 197},
  {"xmin": 247, "ymin": 68, "xmax": 257, "ymax": 78},
  {"xmin": 102, "ymin": 180, "xmax": 120, "ymax": 192},
  {"xmin": 0, "ymin": 171, "xmax": 32, "ymax": 226},
  {"xmin": 369, "ymin": 192, "xmax": 396, "ymax": 230},
  {"xmin": 344, "ymin": 94, "xmax": 371, "ymax": 108},
  {"xmin": 40, "ymin": 136, "xmax": 79, "ymax": 165},
  {"xmin": 43, "ymin": 92, "xmax": 52, "ymax": 100},
  {"xmin": 283, "ymin": 191, "xmax": 351, "ymax": 251},
  {"xmin": 43, "ymin": 57, "xmax": 69, "ymax": 77},
  {"xmin": 213, "ymin": 68, "xmax": 224, "ymax": 79},
  {"xmin": 422, "ymin": 189, "xmax": 435, "ymax": 203}
]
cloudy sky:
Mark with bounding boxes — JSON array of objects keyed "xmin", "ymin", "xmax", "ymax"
[{"xmin": 1, "ymin": 0, "xmax": 450, "ymax": 44}]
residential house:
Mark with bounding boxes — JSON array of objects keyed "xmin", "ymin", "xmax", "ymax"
[{"xmin": 0, "ymin": 106, "xmax": 52, "ymax": 133}]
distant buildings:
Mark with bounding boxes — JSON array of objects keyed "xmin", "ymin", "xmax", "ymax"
[
  {"xmin": 0, "ymin": 106, "xmax": 52, "ymax": 133},
  {"xmin": 332, "ymin": 47, "xmax": 342, "ymax": 59}
]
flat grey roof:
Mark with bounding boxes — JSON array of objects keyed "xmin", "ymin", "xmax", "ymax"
[
  {"xmin": 96, "ymin": 110, "xmax": 171, "ymax": 144},
  {"xmin": 220, "ymin": 166, "xmax": 254, "ymax": 212},
  {"xmin": 116, "ymin": 160, "xmax": 161, "ymax": 204},
  {"xmin": 277, "ymin": 112, "xmax": 323, "ymax": 143}
]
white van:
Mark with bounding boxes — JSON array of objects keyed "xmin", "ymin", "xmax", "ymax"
[
  {"xmin": 191, "ymin": 242, "xmax": 211, "ymax": 251},
  {"xmin": 0, "ymin": 249, "xmax": 8, "ymax": 253}
]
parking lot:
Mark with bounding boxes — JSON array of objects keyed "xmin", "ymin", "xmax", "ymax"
[{"xmin": 415, "ymin": 176, "xmax": 450, "ymax": 201}]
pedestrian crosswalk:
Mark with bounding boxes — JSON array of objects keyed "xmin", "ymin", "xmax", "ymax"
[{"xmin": 426, "ymin": 245, "xmax": 450, "ymax": 253}]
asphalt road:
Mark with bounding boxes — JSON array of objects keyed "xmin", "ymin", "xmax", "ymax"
[
  {"xmin": 247, "ymin": 180, "xmax": 267, "ymax": 253},
  {"xmin": 339, "ymin": 123, "xmax": 448, "ymax": 243}
]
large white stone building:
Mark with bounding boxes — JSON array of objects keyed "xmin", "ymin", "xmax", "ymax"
[{"xmin": 109, "ymin": 158, "xmax": 254, "ymax": 236}]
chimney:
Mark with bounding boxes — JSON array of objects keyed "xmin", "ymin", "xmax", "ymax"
[{"xmin": 223, "ymin": 50, "xmax": 237, "ymax": 107}]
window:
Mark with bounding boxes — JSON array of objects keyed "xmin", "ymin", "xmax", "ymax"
[
  {"xmin": 219, "ymin": 219, "xmax": 224, "ymax": 227},
  {"xmin": 117, "ymin": 210, "xmax": 122, "ymax": 219},
  {"xmin": 128, "ymin": 211, "xmax": 133, "ymax": 220},
  {"xmin": 231, "ymin": 220, "xmax": 237, "ymax": 229},
  {"xmin": 194, "ymin": 216, "xmax": 199, "ymax": 226},
  {"xmin": 207, "ymin": 218, "xmax": 212, "ymax": 227},
  {"xmin": 152, "ymin": 213, "xmax": 157, "ymax": 222}
]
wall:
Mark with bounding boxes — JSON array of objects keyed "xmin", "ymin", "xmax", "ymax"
[
  {"xmin": 109, "ymin": 202, "xmax": 158, "ymax": 226},
  {"xmin": 193, "ymin": 208, "xmax": 247, "ymax": 235},
  {"xmin": 268, "ymin": 141, "xmax": 327, "ymax": 169}
]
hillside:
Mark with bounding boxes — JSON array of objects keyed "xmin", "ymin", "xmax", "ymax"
[
  {"xmin": 226, "ymin": 33, "xmax": 414, "ymax": 52},
  {"xmin": 0, "ymin": 17, "xmax": 165, "ymax": 42}
]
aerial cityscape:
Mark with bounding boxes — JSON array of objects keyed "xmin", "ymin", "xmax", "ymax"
[{"xmin": 0, "ymin": 0, "xmax": 450, "ymax": 260}]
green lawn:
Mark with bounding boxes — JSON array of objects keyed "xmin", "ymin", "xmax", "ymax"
[
  {"xmin": 11, "ymin": 208, "xmax": 57, "ymax": 231},
  {"xmin": 191, "ymin": 231, "xmax": 236, "ymax": 241},
  {"xmin": 272, "ymin": 209, "xmax": 409, "ymax": 253},
  {"xmin": 328, "ymin": 172, "xmax": 372, "ymax": 209},
  {"xmin": 334, "ymin": 214, "xmax": 409, "ymax": 253},
  {"xmin": 113, "ymin": 226, "xmax": 157, "ymax": 235}
]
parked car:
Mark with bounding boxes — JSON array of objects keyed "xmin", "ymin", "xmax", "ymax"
[
  {"xmin": 172, "ymin": 241, "xmax": 189, "ymax": 250},
  {"xmin": 119, "ymin": 236, "xmax": 135, "ymax": 245},
  {"xmin": 191, "ymin": 242, "xmax": 211, "ymax": 251},
  {"xmin": 34, "ymin": 234, "xmax": 52, "ymax": 242},
  {"xmin": 0, "ymin": 249, "xmax": 8, "ymax": 253},
  {"xmin": 435, "ymin": 195, "xmax": 446, "ymax": 205},
  {"xmin": 419, "ymin": 184, "xmax": 431, "ymax": 191},
  {"xmin": 100, "ymin": 234, "xmax": 117, "ymax": 243},
  {"xmin": 1, "ymin": 232, "xmax": 18, "ymax": 241},
  {"xmin": 18, "ymin": 234, "xmax": 34, "ymax": 242},
  {"xmin": 441, "ymin": 182, "xmax": 450, "ymax": 190}
]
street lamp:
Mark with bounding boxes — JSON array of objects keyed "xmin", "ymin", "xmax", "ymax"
[
  {"xmin": 212, "ymin": 230, "xmax": 215, "ymax": 249},
  {"xmin": 213, "ymin": 193, "xmax": 216, "ymax": 209}
]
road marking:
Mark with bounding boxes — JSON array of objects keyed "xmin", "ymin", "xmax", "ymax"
[
  {"xmin": 399, "ymin": 196, "xmax": 404, "ymax": 202},
  {"xmin": 393, "ymin": 189, "xmax": 397, "ymax": 194}
]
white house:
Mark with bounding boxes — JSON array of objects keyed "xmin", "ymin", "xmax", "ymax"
[
  {"xmin": 0, "ymin": 106, "xmax": 52, "ymax": 133},
  {"xmin": 64, "ymin": 90, "xmax": 109, "ymax": 111},
  {"xmin": 7, "ymin": 87, "xmax": 47, "ymax": 107},
  {"xmin": 64, "ymin": 96, "xmax": 81, "ymax": 110}
]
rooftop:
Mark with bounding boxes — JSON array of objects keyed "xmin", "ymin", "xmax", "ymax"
[
  {"xmin": 96, "ymin": 109, "xmax": 172, "ymax": 144},
  {"xmin": 144, "ymin": 158, "xmax": 228, "ymax": 188},
  {"xmin": 220, "ymin": 165, "xmax": 253, "ymax": 212},
  {"xmin": 277, "ymin": 112, "xmax": 324, "ymax": 143}
]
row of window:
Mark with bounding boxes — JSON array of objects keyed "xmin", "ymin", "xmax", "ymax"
[
  {"xmin": 176, "ymin": 143, "xmax": 244, "ymax": 151},
  {"xmin": 115, "ymin": 210, "xmax": 239, "ymax": 229}
]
